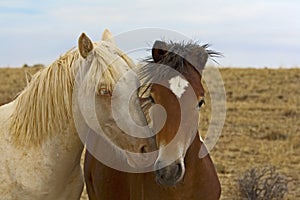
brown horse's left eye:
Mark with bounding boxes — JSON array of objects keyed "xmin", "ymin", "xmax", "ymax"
[{"xmin": 197, "ymin": 99, "xmax": 205, "ymax": 109}]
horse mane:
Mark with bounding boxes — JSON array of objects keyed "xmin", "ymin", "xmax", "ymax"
[
  {"xmin": 9, "ymin": 48, "xmax": 79, "ymax": 146},
  {"xmin": 9, "ymin": 41, "xmax": 134, "ymax": 147},
  {"xmin": 80, "ymin": 41, "xmax": 135, "ymax": 95},
  {"xmin": 138, "ymin": 41, "xmax": 221, "ymax": 98},
  {"xmin": 138, "ymin": 41, "xmax": 221, "ymax": 125}
]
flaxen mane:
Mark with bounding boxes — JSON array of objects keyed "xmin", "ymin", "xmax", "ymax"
[{"xmin": 9, "ymin": 41, "xmax": 135, "ymax": 147}]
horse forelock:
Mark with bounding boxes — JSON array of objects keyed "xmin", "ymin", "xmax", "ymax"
[
  {"xmin": 138, "ymin": 41, "xmax": 221, "ymax": 128},
  {"xmin": 79, "ymin": 41, "xmax": 136, "ymax": 95},
  {"xmin": 138, "ymin": 41, "xmax": 221, "ymax": 98}
]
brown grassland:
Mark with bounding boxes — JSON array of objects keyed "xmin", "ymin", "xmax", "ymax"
[{"xmin": 0, "ymin": 66, "xmax": 299, "ymax": 199}]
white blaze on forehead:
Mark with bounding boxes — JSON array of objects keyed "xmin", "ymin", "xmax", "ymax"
[{"xmin": 169, "ymin": 76, "xmax": 189, "ymax": 98}]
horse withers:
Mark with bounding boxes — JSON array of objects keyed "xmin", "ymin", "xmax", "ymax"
[
  {"xmin": 0, "ymin": 29, "xmax": 155, "ymax": 200},
  {"xmin": 84, "ymin": 39, "xmax": 221, "ymax": 199}
]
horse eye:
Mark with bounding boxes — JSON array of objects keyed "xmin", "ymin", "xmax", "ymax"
[
  {"xmin": 99, "ymin": 88, "xmax": 110, "ymax": 96},
  {"xmin": 197, "ymin": 99, "xmax": 205, "ymax": 109}
]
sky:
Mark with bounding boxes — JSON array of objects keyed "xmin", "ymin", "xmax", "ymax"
[{"xmin": 0, "ymin": 0, "xmax": 300, "ymax": 68}]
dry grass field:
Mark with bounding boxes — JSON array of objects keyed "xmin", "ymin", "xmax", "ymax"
[{"xmin": 0, "ymin": 66, "xmax": 299, "ymax": 199}]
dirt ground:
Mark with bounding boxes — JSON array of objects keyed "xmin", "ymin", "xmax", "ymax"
[{"xmin": 0, "ymin": 67, "xmax": 299, "ymax": 199}]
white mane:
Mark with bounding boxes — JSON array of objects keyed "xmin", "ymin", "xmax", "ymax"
[{"xmin": 9, "ymin": 41, "xmax": 135, "ymax": 147}]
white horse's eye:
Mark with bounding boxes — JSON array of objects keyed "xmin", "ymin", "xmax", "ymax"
[{"xmin": 99, "ymin": 88, "xmax": 110, "ymax": 96}]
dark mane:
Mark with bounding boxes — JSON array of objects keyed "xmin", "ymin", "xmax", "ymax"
[
  {"xmin": 138, "ymin": 40, "xmax": 221, "ymax": 97},
  {"xmin": 144, "ymin": 41, "xmax": 221, "ymax": 71}
]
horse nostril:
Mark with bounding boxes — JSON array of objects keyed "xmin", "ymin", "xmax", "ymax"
[
  {"xmin": 175, "ymin": 163, "xmax": 183, "ymax": 178},
  {"xmin": 176, "ymin": 163, "xmax": 180, "ymax": 171},
  {"xmin": 140, "ymin": 145, "xmax": 147, "ymax": 153}
]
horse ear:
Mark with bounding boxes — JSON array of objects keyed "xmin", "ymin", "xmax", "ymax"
[
  {"xmin": 184, "ymin": 52, "xmax": 208, "ymax": 71},
  {"xmin": 101, "ymin": 29, "xmax": 115, "ymax": 44},
  {"xmin": 152, "ymin": 40, "xmax": 168, "ymax": 62},
  {"xmin": 24, "ymin": 70, "xmax": 33, "ymax": 85},
  {"xmin": 78, "ymin": 33, "xmax": 94, "ymax": 58}
]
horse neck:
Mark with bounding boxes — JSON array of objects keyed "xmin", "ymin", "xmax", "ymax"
[
  {"xmin": 185, "ymin": 133, "xmax": 213, "ymax": 169},
  {"xmin": 184, "ymin": 133, "xmax": 221, "ymax": 194}
]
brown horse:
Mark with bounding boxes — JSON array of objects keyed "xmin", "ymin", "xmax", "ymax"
[{"xmin": 84, "ymin": 40, "xmax": 221, "ymax": 199}]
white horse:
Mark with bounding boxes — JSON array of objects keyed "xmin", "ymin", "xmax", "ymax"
[{"xmin": 0, "ymin": 29, "xmax": 155, "ymax": 200}]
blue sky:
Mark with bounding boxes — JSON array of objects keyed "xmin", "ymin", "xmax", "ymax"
[{"xmin": 0, "ymin": 0, "xmax": 299, "ymax": 68}]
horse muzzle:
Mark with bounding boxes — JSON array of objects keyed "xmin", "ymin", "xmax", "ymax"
[{"xmin": 154, "ymin": 158, "xmax": 185, "ymax": 186}]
